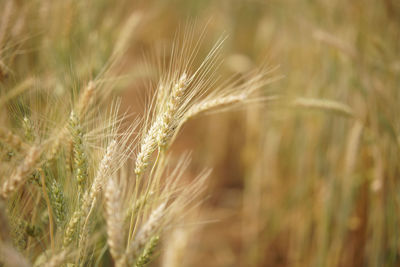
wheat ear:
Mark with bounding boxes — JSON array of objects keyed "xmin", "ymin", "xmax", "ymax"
[
  {"xmin": 0, "ymin": 128, "xmax": 28, "ymax": 152},
  {"xmin": 76, "ymin": 81, "xmax": 95, "ymax": 118},
  {"xmin": 127, "ymin": 203, "xmax": 166, "ymax": 263},
  {"xmin": 183, "ymin": 94, "xmax": 246, "ymax": 123},
  {"xmin": 104, "ymin": 177, "xmax": 125, "ymax": 264},
  {"xmin": 89, "ymin": 139, "xmax": 117, "ymax": 203},
  {"xmin": 156, "ymin": 73, "xmax": 189, "ymax": 149},
  {"xmin": 63, "ymin": 209, "xmax": 81, "ymax": 247},
  {"xmin": 64, "ymin": 139, "xmax": 118, "ymax": 248},
  {"xmin": 135, "ymin": 73, "xmax": 189, "ymax": 177},
  {"xmin": 0, "ymin": 146, "xmax": 40, "ymax": 199},
  {"xmin": 69, "ymin": 111, "xmax": 88, "ymax": 195},
  {"xmin": 49, "ymin": 180, "xmax": 66, "ymax": 227},
  {"xmin": 291, "ymin": 97, "xmax": 354, "ymax": 118},
  {"xmin": 134, "ymin": 121, "xmax": 159, "ymax": 177},
  {"xmin": 134, "ymin": 235, "xmax": 160, "ymax": 267}
]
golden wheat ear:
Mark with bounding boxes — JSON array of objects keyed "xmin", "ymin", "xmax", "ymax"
[
  {"xmin": 104, "ymin": 176, "xmax": 125, "ymax": 265},
  {"xmin": 135, "ymin": 29, "xmax": 278, "ymax": 177}
]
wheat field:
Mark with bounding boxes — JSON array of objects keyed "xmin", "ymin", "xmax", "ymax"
[{"xmin": 0, "ymin": 0, "xmax": 399, "ymax": 266}]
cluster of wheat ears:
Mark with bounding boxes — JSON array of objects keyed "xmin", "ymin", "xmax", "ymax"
[{"xmin": 0, "ymin": 20, "xmax": 280, "ymax": 265}]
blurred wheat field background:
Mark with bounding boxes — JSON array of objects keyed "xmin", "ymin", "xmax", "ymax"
[{"xmin": 0, "ymin": 0, "xmax": 400, "ymax": 266}]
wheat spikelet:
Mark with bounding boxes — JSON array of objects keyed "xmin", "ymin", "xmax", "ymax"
[{"xmin": 0, "ymin": 146, "xmax": 40, "ymax": 199}]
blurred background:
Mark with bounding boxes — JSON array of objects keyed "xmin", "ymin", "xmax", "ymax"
[{"xmin": 1, "ymin": 0, "xmax": 400, "ymax": 266}]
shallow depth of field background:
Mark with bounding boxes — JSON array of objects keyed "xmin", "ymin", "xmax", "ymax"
[{"xmin": 2, "ymin": 0, "xmax": 400, "ymax": 266}]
